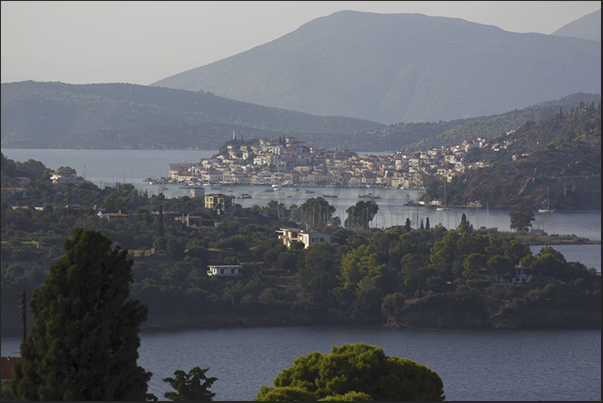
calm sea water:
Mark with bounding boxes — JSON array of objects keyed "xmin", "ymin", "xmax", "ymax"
[
  {"xmin": 2, "ymin": 328, "xmax": 601, "ymax": 401},
  {"xmin": 3, "ymin": 149, "xmax": 601, "ymax": 241}
]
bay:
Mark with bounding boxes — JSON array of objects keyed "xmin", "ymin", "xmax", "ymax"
[
  {"xmin": 2, "ymin": 328, "xmax": 601, "ymax": 401},
  {"xmin": 3, "ymin": 149, "xmax": 601, "ymax": 241}
]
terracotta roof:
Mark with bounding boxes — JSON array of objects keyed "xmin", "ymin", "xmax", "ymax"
[{"xmin": 1, "ymin": 356, "xmax": 21, "ymax": 380}]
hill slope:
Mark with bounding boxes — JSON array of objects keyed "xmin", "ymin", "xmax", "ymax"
[
  {"xmin": 0, "ymin": 81, "xmax": 381, "ymax": 149},
  {"xmin": 552, "ymin": 9, "xmax": 601, "ymax": 42},
  {"xmin": 1, "ymin": 81, "xmax": 599, "ymax": 152},
  {"xmin": 152, "ymin": 10, "xmax": 601, "ymax": 124},
  {"xmin": 445, "ymin": 102, "xmax": 601, "ymax": 210}
]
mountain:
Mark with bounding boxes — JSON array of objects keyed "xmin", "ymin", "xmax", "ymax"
[
  {"xmin": 0, "ymin": 81, "xmax": 381, "ymax": 150},
  {"xmin": 444, "ymin": 101, "xmax": 601, "ymax": 210},
  {"xmin": 151, "ymin": 10, "xmax": 601, "ymax": 124},
  {"xmin": 1, "ymin": 81, "xmax": 599, "ymax": 152},
  {"xmin": 552, "ymin": 9, "xmax": 601, "ymax": 42}
]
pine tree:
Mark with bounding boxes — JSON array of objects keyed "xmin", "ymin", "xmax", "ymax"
[
  {"xmin": 457, "ymin": 213, "xmax": 473, "ymax": 233},
  {"xmin": 163, "ymin": 367, "xmax": 217, "ymax": 401},
  {"xmin": 425, "ymin": 217, "xmax": 430, "ymax": 230},
  {"xmin": 11, "ymin": 228, "xmax": 152, "ymax": 401}
]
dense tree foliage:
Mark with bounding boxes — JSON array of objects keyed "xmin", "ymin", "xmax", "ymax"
[
  {"xmin": 345, "ymin": 200, "xmax": 379, "ymax": 230},
  {"xmin": 509, "ymin": 203, "xmax": 535, "ymax": 231},
  {"xmin": 255, "ymin": 343, "xmax": 445, "ymax": 401},
  {"xmin": 10, "ymin": 228, "xmax": 151, "ymax": 401},
  {"xmin": 163, "ymin": 367, "xmax": 217, "ymax": 401}
]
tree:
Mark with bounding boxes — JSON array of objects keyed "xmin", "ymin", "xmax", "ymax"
[
  {"xmin": 457, "ymin": 213, "xmax": 473, "ymax": 233},
  {"xmin": 509, "ymin": 202, "xmax": 534, "ymax": 231},
  {"xmin": 255, "ymin": 343, "xmax": 445, "ymax": 401},
  {"xmin": 11, "ymin": 228, "xmax": 152, "ymax": 401},
  {"xmin": 298, "ymin": 243, "xmax": 339, "ymax": 308},
  {"xmin": 157, "ymin": 204, "xmax": 166, "ymax": 237},
  {"xmin": 381, "ymin": 292, "xmax": 406, "ymax": 322},
  {"xmin": 166, "ymin": 237, "xmax": 187, "ymax": 260},
  {"xmin": 487, "ymin": 255, "xmax": 514, "ymax": 282},
  {"xmin": 296, "ymin": 197, "xmax": 336, "ymax": 228},
  {"xmin": 345, "ymin": 201, "xmax": 379, "ymax": 230},
  {"xmin": 163, "ymin": 366, "xmax": 217, "ymax": 401}
]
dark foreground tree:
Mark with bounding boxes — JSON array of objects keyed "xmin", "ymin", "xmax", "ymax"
[
  {"xmin": 509, "ymin": 202, "xmax": 535, "ymax": 231},
  {"xmin": 163, "ymin": 366, "xmax": 217, "ymax": 401},
  {"xmin": 11, "ymin": 228, "xmax": 152, "ymax": 401},
  {"xmin": 345, "ymin": 201, "xmax": 379, "ymax": 230},
  {"xmin": 255, "ymin": 343, "xmax": 445, "ymax": 401}
]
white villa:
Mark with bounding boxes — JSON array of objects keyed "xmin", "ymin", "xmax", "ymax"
[{"xmin": 277, "ymin": 227, "xmax": 338, "ymax": 249}]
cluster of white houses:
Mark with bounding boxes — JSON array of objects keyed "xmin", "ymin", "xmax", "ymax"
[{"xmin": 165, "ymin": 135, "xmax": 509, "ymax": 190}]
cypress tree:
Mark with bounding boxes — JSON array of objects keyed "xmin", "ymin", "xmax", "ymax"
[
  {"xmin": 157, "ymin": 204, "xmax": 165, "ymax": 237},
  {"xmin": 11, "ymin": 228, "xmax": 152, "ymax": 401}
]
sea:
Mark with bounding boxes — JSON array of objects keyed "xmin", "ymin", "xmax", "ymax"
[{"xmin": 2, "ymin": 149, "xmax": 601, "ymax": 401}]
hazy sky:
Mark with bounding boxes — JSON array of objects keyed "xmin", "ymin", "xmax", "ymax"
[{"xmin": 1, "ymin": 1, "xmax": 600, "ymax": 85}]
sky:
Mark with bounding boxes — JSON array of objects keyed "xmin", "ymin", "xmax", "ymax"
[{"xmin": 1, "ymin": 1, "xmax": 601, "ymax": 85}]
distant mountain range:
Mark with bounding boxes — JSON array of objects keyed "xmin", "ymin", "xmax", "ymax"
[
  {"xmin": 152, "ymin": 10, "xmax": 601, "ymax": 124},
  {"xmin": 1, "ymin": 81, "xmax": 599, "ymax": 152},
  {"xmin": 552, "ymin": 9, "xmax": 601, "ymax": 42}
]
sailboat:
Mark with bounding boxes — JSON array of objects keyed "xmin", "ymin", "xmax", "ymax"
[
  {"xmin": 436, "ymin": 182, "xmax": 450, "ymax": 211},
  {"xmin": 538, "ymin": 187, "xmax": 555, "ymax": 213}
]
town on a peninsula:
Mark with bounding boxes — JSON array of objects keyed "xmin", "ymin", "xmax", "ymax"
[{"xmin": 154, "ymin": 133, "xmax": 501, "ymax": 208}]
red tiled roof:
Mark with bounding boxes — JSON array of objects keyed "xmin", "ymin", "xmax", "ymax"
[{"xmin": 1, "ymin": 356, "xmax": 21, "ymax": 380}]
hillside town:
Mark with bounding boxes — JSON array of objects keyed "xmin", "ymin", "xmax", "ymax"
[{"xmin": 163, "ymin": 134, "xmax": 511, "ymax": 191}]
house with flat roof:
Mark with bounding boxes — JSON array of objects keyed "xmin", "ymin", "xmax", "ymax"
[
  {"xmin": 277, "ymin": 228, "xmax": 338, "ymax": 249},
  {"xmin": 207, "ymin": 265, "xmax": 242, "ymax": 277}
]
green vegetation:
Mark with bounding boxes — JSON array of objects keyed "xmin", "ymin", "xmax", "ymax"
[
  {"xmin": 10, "ymin": 228, "xmax": 152, "ymax": 401},
  {"xmin": 509, "ymin": 203, "xmax": 535, "ymax": 232},
  {"xmin": 345, "ymin": 200, "xmax": 379, "ymax": 230},
  {"xmin": 445, "ymin": 101, "xmax": 601, "ymax": 209},
  {"xmin": 1, "ymin": 153, "xmax": 600, "ymax": 335},
  {"xmin": 163, "ymin": 367, "xmax": 217, "ymax": 401},
  {"xmin": 255, "ymin": 343, "xmax": 444, "ymax": 401}
]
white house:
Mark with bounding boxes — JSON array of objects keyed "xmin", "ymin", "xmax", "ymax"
[
  {"xmin": 207, "ymin": 265, "xmax": 242, "ymax": 277},
  {"xmin": 50, "ymin": 170, "xmax": 77, "ymax": 184},
  {"xmin": 277, "ymin": 228, "xmax": 338, "ymax": 249},
  {"xmin": 511, "ymin": 265, "xmax": 532, "ymax": 284}
]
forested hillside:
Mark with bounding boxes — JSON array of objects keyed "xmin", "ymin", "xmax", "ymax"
[
  {"xmin": 441, "ymin": 101, "xmax": 601, "ymax": 209},
  {"xmin": 364, "ymin": 93, "xmax": 601, "ymax": 151}
]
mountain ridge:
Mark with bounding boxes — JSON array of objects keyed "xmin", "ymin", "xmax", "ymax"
[
  {"xmin": 552, "ymin": 9, "xmax": 601, "ymax": 41},
  {"xmin": 152, "ymin": 10, "xmax": 601, "ymax": 124},
  {"xmin": 1, "ymin": 81, "xmax": 599, "ymax": 152}
]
